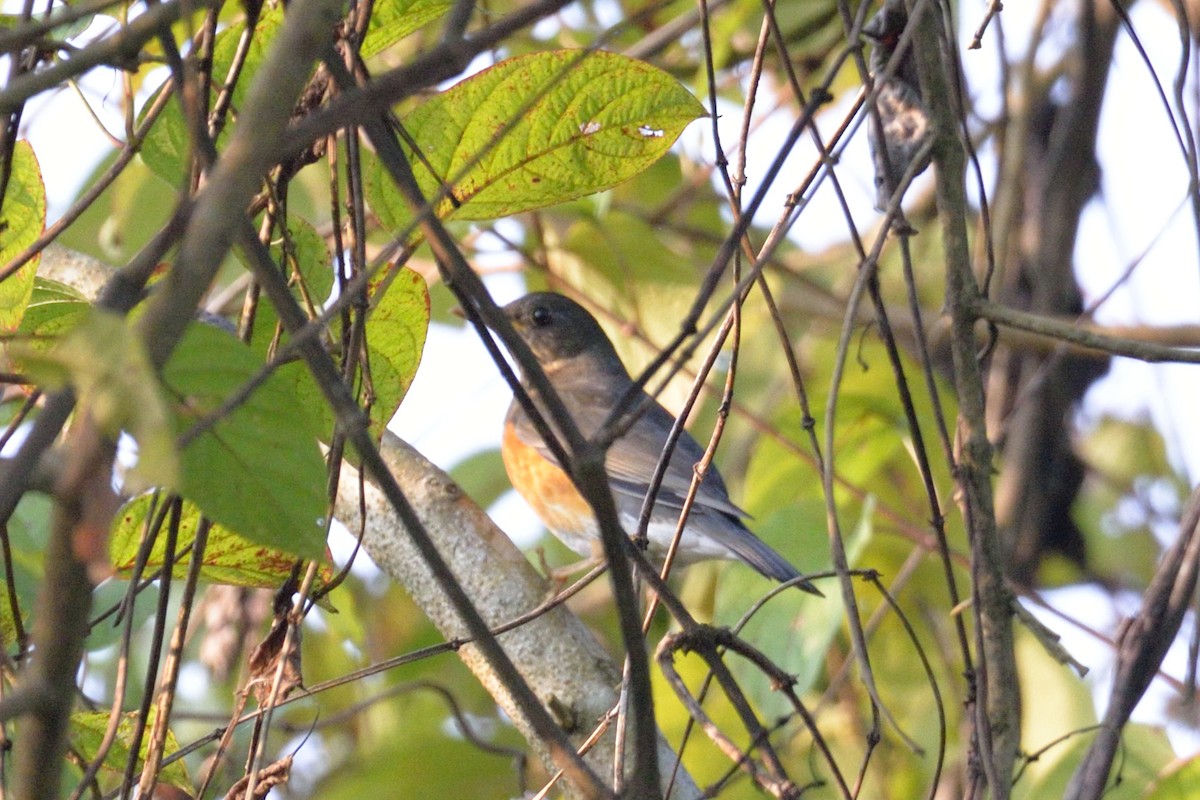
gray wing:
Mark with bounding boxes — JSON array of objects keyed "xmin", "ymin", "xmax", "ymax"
[
  {"xmin": 507, "ymin": 387, "xmax": 747, "ymax": 518},
  {"xmin": 507, "ymin": 393, "xmax": 811, "ymax": 587},
  {"xmin": 604, "ymin": 400, "xmax": 749, "ymax": 519}
]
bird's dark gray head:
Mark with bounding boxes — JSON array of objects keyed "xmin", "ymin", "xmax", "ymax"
[{"xmin": 501, "ymin": 292, "xmax": 622, "ymax": 370}]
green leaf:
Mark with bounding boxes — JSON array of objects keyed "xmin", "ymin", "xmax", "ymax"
[
  {"xmin": 365, "ymin": 49, "xmax": 706, "ymax": 231},
  {"xmin": 361, "ymin": 147, "xmax": 413, "ymax": 236},
  {"xmin": 1010, "ymin": 632, "xmax": 1171, "ymax": 800},
  {"xmin": 0, "ymin": 494, "xmax": 54, "ymax": 650},
  {"xmin": 111, "ymin": 495, "xmax": 333, "ymax": 588},
  {"xmin": 1009, "ymin": 625, "xmax": 1100, "ymax": 797},
  {"xmin": 0, "ymin": 141, "xmax": 46, "ymax": 332},
  {"xmin": 715, "ymin": 494, "xmax": 870, "ymax": 715},
  {"xmin": 140, "ymin": 7, "xmax": 288, "ymax": 185},
  {"xmin": 311, "ymin": 688, "xmax": 524, "ymax": 798},
  {"xmin": 6, "ymin": 285, "xmax": 88, "ymax": 371},
  {"xmin": 1074, "ymin": 417, "xmax": 1183, "ymax": 587},
  {"xmin": 563, "ymin": 209, "xmax": 698, "ymax": 290},
  {"xmin": 30, "ymin": 275, "xmax": 87, "ymax": 303},
  {"xmin": 15, "ymin": 299, "xmax": 88, "ymax": 347},
  {"xmin": 62, "ymin": 150, "xmax": 178, "ymax": 263},
  {"xmin": 71, "ymin": 707, "xmax": 190, "ymax": 791},
  {"xmin": 283, "ymin": 215, "xmax": 336, "ymax": 304},
  {"xmin": 449, "ymin": 449, "xmax": 510, "ymax": 511},
  {"xmin": 16, "ymin": 309, "xmax": 179, "ymax": 491},
  {"xmin": 284, "ymin": 266, "xmax": 429, "ymax": 444},
  {"xmin": 360, "ymin": 0, "xmax": 453, "ymax": 58},
  {"xmin": 164, "ymin": 323, "xmax": 327, "ymax": 560},
  {"xmin": 0, "ymin": 9, "xmax": 95, "ymax": 40},
  {"xmin": 363, "ymin": 266, "xmax": 429, "ymax": 424},
  {"xmin": 208, "ymin": 5, "xmax": 289, "ymax": 117},
  {"xmin": 0, "ymin": 576, "xmax": 17, "ymax": 651},
  {"xmin": 137, "ymin": 82, "xmax": 191, "ymax": 186}
]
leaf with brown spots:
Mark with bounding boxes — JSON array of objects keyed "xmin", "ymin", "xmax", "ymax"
[{"xmin": 111, "ymin": 495, "xmax": 333, "ymax": 589}]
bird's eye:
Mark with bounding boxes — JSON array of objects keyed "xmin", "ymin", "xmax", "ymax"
[{"xmin": 530, "ymin": 306, "xmax": 552, "ymax": 327}]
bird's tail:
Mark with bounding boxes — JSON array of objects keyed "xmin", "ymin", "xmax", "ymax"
[{"xmin": 717, "ymin": 520, "xmax": 824, "ymax": 596}]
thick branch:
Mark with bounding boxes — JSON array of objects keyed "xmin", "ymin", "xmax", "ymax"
[
  {"xmin": 357, "ymin": 143, "xmax": 664, "ymax": 798},
  {"xmin": 6, "ymin": 0, "xmax": 343, "ymax": 792},
  {"xmin": 319, "ymin": 46, "xmax": 662, "ymax": 794},
  {"xmin": 987, "ymin": 0, "xmax": 1120, "ymax": 586},
  {"xmin": 335, "ymin": 434, "xmax": 701, "ymax": 800},
  {"xmin": 233, "ymin": 217, "xmax": 611, "ymax": 794},
  {"xmin": 12, "ymin": 420, "xmax": 114, "ymax": 800}
]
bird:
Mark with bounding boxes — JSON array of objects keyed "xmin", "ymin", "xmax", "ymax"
[
  {"xmin": 496, "ymin": 291, "xmax": 821, "ymax": 594},
  {"xmin": 863, "ymin": 0, "xmax": 931, "ymax": 213}
]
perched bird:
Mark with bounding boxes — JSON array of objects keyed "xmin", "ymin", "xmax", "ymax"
[
  {"xmin": 863, "ymin": 0, "xmax": 931, "ymax": 213},
  {"xmin": 497, "ymin": 292, "xmax": 820, "ymax": 594}
]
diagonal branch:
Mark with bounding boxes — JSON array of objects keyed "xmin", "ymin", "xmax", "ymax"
[
  {"xmin": 232, "ymin": 216, "xmax": 612, "ymax": 796},
  {"xmin": 1066, "ymin": 489, "xmax": 1200, "ymax": 800},
  {"xmin": 0, "ymin": 0, "xmax": 223, "ymax": 114},
  {"xmin": 974, "ymin": 299, "xmax": 1200, "ymax": 364}
]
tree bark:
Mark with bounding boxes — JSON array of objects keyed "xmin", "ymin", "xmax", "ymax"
[{"xmin": 335, "ymin": 433, "xmax": 701, "ymax": 799}]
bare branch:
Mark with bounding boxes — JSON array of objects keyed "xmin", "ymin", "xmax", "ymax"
[
  {"xmin": 975, "ymin": 298, "xmax": 1200, "ymax": 364},
  {"xmin": 1066, "ymin": 490, "xmax": 1200, "ymax": 799},
  {"xmin": 0, "ymin": 0, "xmax": 222, "ymax": 114},
  {"xmin": 135, "ymin": 0, "xmax": 345, "ymax": 371}
]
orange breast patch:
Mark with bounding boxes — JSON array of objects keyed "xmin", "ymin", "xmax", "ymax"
[{"xmin": 501, "ymin": 421, "xmax": 597, "ymax": 545}]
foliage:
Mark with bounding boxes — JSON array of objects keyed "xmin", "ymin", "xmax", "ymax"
[
  {"xmin": 0, "ymin": 141, "xmax": 43, "ymax": 331},
  {"xmin": 0, "ymin": 0, "xmax": 1196, "ymax": 797}
]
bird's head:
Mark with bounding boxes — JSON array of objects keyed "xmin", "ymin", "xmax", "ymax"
[{"xmin": 500, "ymin": 292, "xmax": 624, "ymax": 376}]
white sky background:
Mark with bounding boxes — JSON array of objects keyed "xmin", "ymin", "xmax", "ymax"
[{"xmin": 11, "ymin": 0, "xmax": 1200, "ymax": 761}]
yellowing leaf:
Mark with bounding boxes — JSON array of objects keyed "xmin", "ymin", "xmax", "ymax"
[
  {"xmin": 0, "ymin": 141, "xmax": 46, "ymax": 332},
  {"xmin": 71, "ymin": 707, "xmax": 190, "ymax": 791},
  {"xmin": 363, "ymin": 266, "xmax": 429, "ymax": 425},
  {"xmin": 284, "ymin": 265, "xmax": 429, "ymax": 444},
  {"xmin": 365, "ymin": 49, "xmax": 707, "ymax": 232},
  {"xmin": 111, "ymin": 495, "xmax": 333, "ymax": 588},
  {"xmin": 360, "ymin": 0, "xmax": 453, "ymax": 58}
]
